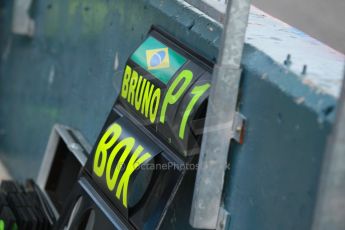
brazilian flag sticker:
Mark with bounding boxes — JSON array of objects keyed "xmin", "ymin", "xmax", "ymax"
[{"xmin": 131, "ymin": 36, "xmax": 186, "ymax": 84}]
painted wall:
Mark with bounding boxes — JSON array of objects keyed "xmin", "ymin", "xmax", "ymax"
[{"xmin": 0, "ymin": 0, "xmax": 341, "ymax": 229}]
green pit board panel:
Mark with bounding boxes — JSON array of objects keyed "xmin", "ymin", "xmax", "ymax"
[
  {"xmin": 85, "ymin": 28, "xmax": 213, "ymax": 229},
  {"xmin": 0, "ymin": 0, "xmax": 342, "ymax": 230},
  {"xmin": 118, "ymin": 28, "xmax": 213, "ymax": 157}
]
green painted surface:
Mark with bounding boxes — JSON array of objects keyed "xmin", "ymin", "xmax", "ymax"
[
  {"xmin": 0, "ymin": 0, "xmax": 339, "ymax": 229},
  {"xmin": 0, "ymin": 220, "xmax": 4, "ymax": 230},
  {"xmin": 131, "ymin": 36, "xmax": 186, "ymax": 84},
  {"xmin": 11, "ymin": 223, "xmax": 17, "ymax": 230}
]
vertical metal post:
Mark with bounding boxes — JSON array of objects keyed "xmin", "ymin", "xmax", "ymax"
[
  {"xmin": 312, "ymin": 70, "xmax": 345, "ymax": 230},
  {"xmin": 189, "ymin": 0, "xmax": 252, "ymax": 229}
]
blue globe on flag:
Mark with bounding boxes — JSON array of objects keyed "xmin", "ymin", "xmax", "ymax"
[{"xmin": 146, "ymin": 48, "xmax": 170, "ymax": 70}]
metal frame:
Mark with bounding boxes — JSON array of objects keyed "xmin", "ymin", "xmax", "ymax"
[
  {"xmin": 190, "ymin": 0, "xmax": 252, "ymax": 228},
  {"xmin": 184, "ymin": 0, "xmax": 226, "ymax": 22},
  {"xmin": 37, "ymin": 124, "xmax": 91, "ymax": 188},
  {"xmin": 36, "ymin": 124, "xmax": 91, "ymax": 219},
  {"xmin": 79, "ymin": 177, "xmax": 130, "ymax": 230}
]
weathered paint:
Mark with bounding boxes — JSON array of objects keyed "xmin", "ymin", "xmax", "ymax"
[
  {"xmin": 246, "ymin": 7, "xmax": 344, "ymax": 99},
  {"xmin": 189, "ymin": 3, "xmax": 345, "ymax": 98},
  {"xmin": 0, "ymin": 0, "xmax": 343, "ymax": 229}
]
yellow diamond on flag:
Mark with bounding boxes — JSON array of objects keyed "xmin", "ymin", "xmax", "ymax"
[
  {"xmin": 146, "ymin": 48, "xmax": 170, "ymax": 70},
  {"xmin": 131, "ymin": 37, "xmax": 186, "ymax": 84}
]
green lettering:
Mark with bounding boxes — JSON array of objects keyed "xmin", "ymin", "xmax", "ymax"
[
  {"xmin": 149, "ymin": 88, "xmax": 161, "ymax": 123},
  {"xmin": 135, "ymin": 76, "xmax": 146, "ymax": 111},
  {"xmin": 127, "ymin": 70, "xmax": 138, "ymax": 105},
  {"xmin": 0, "ymin": 219, "xmax": 5, "ymax": 230},
  {"xmin": 93, "ymin": 123, "xmax": 122, "ymax": 177},
  {"xmin": 160, "ymin": 70, "xmax": 193, "ymax": 123},
  {"xmin": 179, "ymin": 83, "xmax": 211, "ymax": 139},
  {"xmin": 106, "ymin": 137, "xmax": 134, "ymax": 191},
  {"xmin": 116, "ymin": 145, "xmax": 152, "ymax": 208},
  {"xmin": 141, "ymin": 81, "xmax": 154, "ymax": 118},
  {"xmin": 121, "ymin": 65, "xmax": 132, "ymax": 99}
]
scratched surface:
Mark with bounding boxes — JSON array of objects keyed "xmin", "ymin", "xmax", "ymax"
[
  {"xmin": 0, "ymin": 0, "xmax": 342, "ymax": 229},
  {"xmin": 246, "ymin": 7, "xmax": 344, "ymax": 98},
  {"xmin": 184, "ymin": 3, "xmax": 345, "ymax": 98}
]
